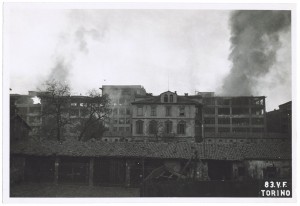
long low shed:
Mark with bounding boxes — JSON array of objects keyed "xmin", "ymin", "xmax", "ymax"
[
  {"xmin": 10, "ymin": 139, "xmax": 291, "ymax": 187},
  {"xmin": 11, "ymin": 139, "xmax": 291, "ymax": 160}
]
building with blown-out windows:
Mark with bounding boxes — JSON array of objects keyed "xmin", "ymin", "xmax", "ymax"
[
  {"xmin": 131, "ymin": 91, "xmax": 202, "ymax": 142},
  {"xmin": 101, "ymin": 85, "xmax": 147, "ymax": 142}
]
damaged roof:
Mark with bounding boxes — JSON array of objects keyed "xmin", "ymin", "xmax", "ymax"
[{"xmin": 10, "ymin": 139, "xmax": 291, "ymax": 160}]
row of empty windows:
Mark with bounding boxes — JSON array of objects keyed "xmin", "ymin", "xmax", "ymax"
[
  {"xmin": 204, "ymin": 127, "xmax": 265, "ymax": 133},
  {"xmin": 203, "ymin": 107, "xmax": 264, "ymax": 115},
  {"xmin": 204, "ymin": 118, "xmax": 264, "ymax": 125},
  {"xmin": 113, "ymin": 108, "xmax": 131, "ymax": 115},
  {"xmin": 70, "ymin": 102, "xmax": 104, "ymax": 107},
  {"xmin": 136, "ymin": 120, "xmax": 186, "ymax": 135},
  {"xmin": 70, "ymin": 102, "xmax": 88, "ymax": 107},
  {"xmin": 112, "ymin": 118, "xmax": 131, "ymax": 124},
  {"xmin": 202, "ymin": 98, "xmax": 264, "ymax": 106},
  {"xmin": 137, "ymin": 106, "xmax": 185, "ymax": 116}
]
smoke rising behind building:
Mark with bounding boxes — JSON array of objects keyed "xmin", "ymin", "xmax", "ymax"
[
  {"xmin": 221, "ymin": 10, "xmax": 291, "ymax": 98},
  {"xmin": 6, "ymin": 7, "xmax": 292, "ymax": 111}
]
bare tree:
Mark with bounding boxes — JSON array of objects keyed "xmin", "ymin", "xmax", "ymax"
[
  {"xmin": 146, "ymin": 120, "xmax": 165, "ymax": 141},
  {"xmin": 38, "ymin": 80, "xmax": 71, "ymax": 141},
  {"xmin": 77, "ymin": 89, "xmax": 111, "ymax": 141}
]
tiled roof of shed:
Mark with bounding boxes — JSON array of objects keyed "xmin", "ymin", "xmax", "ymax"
[{"xmin": 11, "ymin": 139, "xmax": 291, "ymax": 160}]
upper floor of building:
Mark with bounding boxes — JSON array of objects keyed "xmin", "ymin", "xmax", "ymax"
[{"xmin": 131, "ymin": 91, "xmax": 202, "ymax": 119}]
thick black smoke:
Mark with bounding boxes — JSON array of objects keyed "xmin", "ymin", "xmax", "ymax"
[{"xmin": 221, "ymin": 10, "xmax": 291, "ymax": 96}]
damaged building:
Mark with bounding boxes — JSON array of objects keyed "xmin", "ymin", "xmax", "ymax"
[
  {"xmin": 10, "ymin": 87, "xmax": 291, "ymax": 143},
  {"xmin": 101, "ymin": 85, "xmax": 147, "ymax": 142},
  {"xmin": 10, "ymin": 91, "xmax": 108, "ymax": 140},
  {"xmin": 129, "ymin": 90, "xmax": 278, "ymax": 143},
  {"xmin": 9, "ymin": 86, "xmax": 292, "ymax": 197},
  {"xmin": 10, "ymin": 91, "xmax": 42, "ymax": 135},
  {"xmin": 188, "ymin": 92, "xmax": 268, "ymax": 143}
]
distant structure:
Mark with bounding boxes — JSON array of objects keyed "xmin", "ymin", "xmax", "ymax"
[
  {"xmin": 267, "ymin": 101, "xmax": 292, "ymax": 136},
  {"xmin": 131, "ymin": 91, "xmax": 202, "ymax": 142},
  {"xmin": 10, "ymin": 91, "xmax": 42, "ymax": 135},
  {"xmin": 101, "ymin": 85, "xmax": 147, "ymax": 142},
  {"xmin": 10, "ymin": 95, "xmax": 31, "ymax": 142},
  {"xmin": 10, "ymin": 87, "xmax": 292, "ymax": 189},
  {"xmin": 10, "ymin": 86, "xmax": 290, "ymax": 143},
  {"xmin": 188, "ymin": 93, "xmax": 267, "ymax": 143},
  {"xmin": 10, "ymin": 91, "xmax": 105, "ymax": 139}
]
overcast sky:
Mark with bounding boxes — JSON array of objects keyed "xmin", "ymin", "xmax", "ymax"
[{"xmin": 5, "ymin": 7, "xmax": 291, "ymax": 111}]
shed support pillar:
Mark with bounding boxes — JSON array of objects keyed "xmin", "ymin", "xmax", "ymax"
[
  {"xmin": 54, "ymin": 156, "xmax": 60, "ymax": 184},
  {"xmin": 125, "ymin": 159, "xmax": 131, "ymax": 187},
  {"xmin": 89, "ymin": 157, "xmax": 94, "ymax": 186}
]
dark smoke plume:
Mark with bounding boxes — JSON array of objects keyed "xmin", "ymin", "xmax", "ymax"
[{"xmin": 221, "ymin": 10, "xmax": 291, "ymax": 96}]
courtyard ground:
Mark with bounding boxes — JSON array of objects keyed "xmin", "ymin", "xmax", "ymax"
[{"xmin": 10, "ymin": 182, "xmax": 140, "ymax": 197}]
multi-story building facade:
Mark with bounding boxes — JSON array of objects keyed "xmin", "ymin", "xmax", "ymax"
[
  {"xmin": 10, "ymin": 91, "xmax": 43, "ymax": 135},
  {"xmin": 187, "ymin": 92, "xmax": 267, "ymax": 142},
  {"xmin": 130, "ymin": 91, "xmax": 268, "ymax": 143},
  {"xmin": 12, "ymin": 87, "xmax": 288, "ymax": 144},
  {"xmin": 10, "ymin": 91, "xmax": 105, "ymax": 139},
  {"xmin": 131, "ymin": 91, "xmax": 202, "ymax": 142},
  {"xmin": 101, "ymin": 85, "xmax": 147, "ymax": 142}
]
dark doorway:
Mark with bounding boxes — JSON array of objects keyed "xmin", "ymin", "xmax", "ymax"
[
  {"xmin": 264, "ymin": 166, "xmax": 278, "ymax": 179},
  {"xmin": 131, "ymin": 159, "xmax": 164, "ymax": 187},
  {"xmin": 207, "ymin": 160, "xmax": 233, "ymax": 180},
  {"xmin": 94, "ymin": 158, "xmax": 126, "ymax": 186},
  {"xmin": 24, "ymin": 156, "xmax": 55, "ymax": 183},
  {"xmin": 130, "ymin": 160, "xmax": 144, "ymax": 186},
  {"xmin": 58, "ymin": 157, "xmax": 89, "ymax": 184},
  {"xmin": 144, "ymin": 159, "xmax": 164, "ymax": 178}
]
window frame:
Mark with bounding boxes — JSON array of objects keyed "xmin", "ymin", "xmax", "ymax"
[
  {"xmin": 136, "ymin": 120, "xmax": 144, "ymax": 134},
  {"xmin": 150, "ymin": 106, "xmax": 157, "ymax": 116},
  {"xmin": 179, "ymin": 106, "xmax": 185, "ymax": 116},
  {"xmin": 170, "ymin": 95, "xmax": 174, "ymax": 103},
  {"xmin": 165, "ymin": 120, "xmax": 173, "ymax": 134},
  {"xmin": 149, "ymin": 120, "xmax": 158, "ymax": 134},
  {"xmin": 164, "ymin": 94, "xmax": 168, "ymax": 103},
  {"xmin": 137, "ymin": 106, "xmax": 143, "ymax": 116},
  {"xmin": 166, "ymin": 106, "xmax": 172, "ymax": 117},
  {"xmin": 177, "ymin": 121, "xmax": 186, "ymax": 134}
]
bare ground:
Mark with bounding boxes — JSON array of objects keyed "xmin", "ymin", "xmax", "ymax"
[{"xmin": 10, "ymin": 182, "xmax": 140, "ymax": 197}]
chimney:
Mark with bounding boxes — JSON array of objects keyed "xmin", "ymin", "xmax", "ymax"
[
  {"xmin": 184, "ymin": 93, "xmax": 188, "ymax": 96},
  {"xmin": 174, "ymin": 91, "xmax": 177, "ymax": 94}
]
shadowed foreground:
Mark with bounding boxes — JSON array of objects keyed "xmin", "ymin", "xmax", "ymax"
[{"xmin": 10, "ymin": 183, "xmax": 140, "ymax": 197}]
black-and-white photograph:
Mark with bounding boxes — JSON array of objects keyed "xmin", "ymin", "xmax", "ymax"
[{"xmin": 3, "ymin": 2, "xmax": 296, "ymax": 202}]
